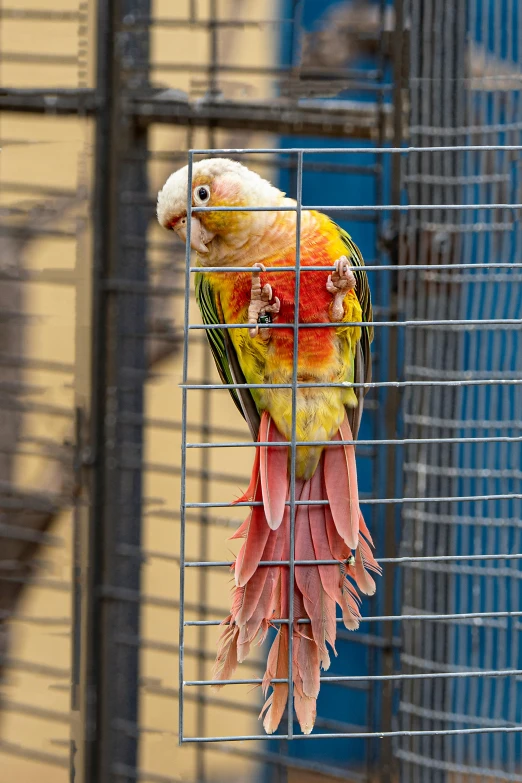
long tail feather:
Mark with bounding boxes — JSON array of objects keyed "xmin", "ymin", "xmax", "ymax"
[
  {"xmin": 294, "ymin": 632, "xmax": 319, "ymax": 735},
  {"xmin": 235, "ymin": 512, "xmax": 286, "ymax": 632},
  {"xmin": 295, "ymin": 479, "xmax": 336, "ymax": 668},
  {"xmin": 214, "ymin": 412, "xmax": 379, "ymax": 735},
  {"xmin": 324, "ymin": 420, "xmax": 359, "ymax": 549},
  {"xmin": 260, "ymin": 602, "xmax": 289, "ymax": 734},
  {"xmin": 354, "ymin": 545, "xmax": 376, "ymax": 596},
  {"xmin": 259, "ymin": 411, "xmax": 288, "ymax": 529},
  {"xmin": 309, "ymin": 467, "xmax": 345, "ymax": 606},
  {"xmin": 340, "ymin": 570, "xmax": 362, "ymax": 631},
  {"xmin": 235, "ymin": 476, "xmax": 271, "ymax": 587},
  {"xmin": 212, "ymin": 620, "xmax": 240, "ymax": 686},
  {"xmin": 233, "ymin": 446, "xmax": 260, "ymax": 505},
  {"xmin": 358, "ymin": 509, "xmax": 375, "ymax": 547}
]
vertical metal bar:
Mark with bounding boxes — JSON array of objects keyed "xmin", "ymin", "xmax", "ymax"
[
  {"xmin": 71, "ymin": 1, "xmax": 150, "ymax": 781},
  {"xmin": 367, "ymin": 0, "xmax": 388, "ymax": 771},
  {"xmin": 70, "ymin": 0, "xmax": 115, "ymax": 778},
  {"xmin": 286, "ymin": 150, "xmax": 303, "ymax": 739},
  {"xmin": 380, "ymin": 2, "xmax": 406, "ymax": 780},
  {"xmin": 70, "ymin": 0, "xmax": 114, "ymax": 777},
  {"xmin": 196, "ymin": 0, "xmax": 220, "ymax": 746},
  {"xmin": 391, "ymin": 0, "xmax": 406, "ymax": 211},
  {"xmin": 179, "ymin": 152, "xmax": 194, "ymax": 746},
  {"xmin": 99, "ymin": 0, "xmax": 150, "ymax": 775},
  {"xmin": 196, "ymin": 347, "xmax": 211, "ymax": 779},
  {"xmin": 506, "ymin": 14, "xmax": 521, "ymax": 778},
  {"xmin": 196, "ymin": 3, "xmax": 220, "ymax": 764},
  {"xmin": 196, "ymin": 128, "xmax": 211, "ymax": 781}
]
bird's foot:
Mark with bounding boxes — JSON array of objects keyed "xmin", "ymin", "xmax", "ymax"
[
  {"xmin": 326, "ymin": 255, "xmax": 356, "ymax": 321},
  {"xmin": 248, "ymin": 264, "xmax": 280, "ymax": 339}
]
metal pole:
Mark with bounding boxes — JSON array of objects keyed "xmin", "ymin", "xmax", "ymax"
[
  {"xmin": 379, "ymin": 3, "xmax": 407, "ymax": 780},
  {"xmin": 71, "ymin": 1, "xmax": 150, "ymax": 781}
]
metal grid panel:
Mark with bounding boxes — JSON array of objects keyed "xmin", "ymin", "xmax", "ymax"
[{"xmin": 176, "ymin": 140, "xmax": 522, "ymax": 766}]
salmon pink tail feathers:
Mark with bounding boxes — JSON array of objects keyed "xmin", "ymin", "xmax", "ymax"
[{"xmin": 212, "ymin": 412, "xmax": 380, "ymax": 735}]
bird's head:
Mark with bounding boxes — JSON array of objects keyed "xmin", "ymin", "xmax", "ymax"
[{"xmin": 157, "ymin": 158, "xmax": 286, "ymax": 265}]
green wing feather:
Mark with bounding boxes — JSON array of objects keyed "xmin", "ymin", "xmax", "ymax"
[
  {"xmin": 194, "ymin": 272, "xmax": 261, "ymax": 437},
  {"xmin": 338, "ymin": 226, "xmax": 373, "ymax": 343},
  {"xmin": 337, "ymin": 225, "xmax": 373, "ymax": 382},
  {"xmin": 335, "ymin": 224, "xmax": 373, "ymax": 438},
  {"xmin": 194, "ymin": 272, "xmax": 240, "ymax": 411}
]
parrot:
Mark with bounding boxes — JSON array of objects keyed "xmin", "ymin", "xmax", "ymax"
[{"xmin": 157, "ymin": 158, "xmax": 380, "ymax": 735}]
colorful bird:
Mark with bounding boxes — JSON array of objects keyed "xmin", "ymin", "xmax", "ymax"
[{"xmin": 158, "ymin": 158, "xmax": 380, "ymax": 735}]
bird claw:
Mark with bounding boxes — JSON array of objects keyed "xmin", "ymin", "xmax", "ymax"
[
  {"xmin": 327, "ymin": 255, "xmax": 356, "ymax": 321},
  {"xmin": 248, "ymin": 263, "xmax": 280, "ymax": 339}
]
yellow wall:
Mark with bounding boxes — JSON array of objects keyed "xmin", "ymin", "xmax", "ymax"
[{"xmin": 0, "ymin": 1, "xmax": 277, "ymax": 781}]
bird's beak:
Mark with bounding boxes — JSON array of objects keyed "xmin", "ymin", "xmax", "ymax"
[{"xmin": 174, "ymin": 216, "xmax": 215, "ymax": 254}]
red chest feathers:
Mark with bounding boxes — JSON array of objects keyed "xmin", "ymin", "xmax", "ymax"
[{"xmin": 225, "ymin": 243, "xmax": 340, "ymax": 369}]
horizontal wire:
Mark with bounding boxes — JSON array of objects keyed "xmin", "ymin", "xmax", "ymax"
[
  {"xmin": 190, "ymin": 262, "xmax": 522, "ymax": 272},
  {"xmin": 184, "ymin": 667, "xmax": 522, "ymax": 687},
  {"xmin": 185, "ymin": 434, "xmax": 522, "ymax": 448},
  {"xmin": 192, "ymin": 202, "xmax": 522, "ymax": 212},
  {"xmin": 184, "ymin": 608, "xmax": 522, "ymax": 627},
  {"xmin": 185, "ymin": 492, "xmax": 522, "ymax": 509},
  {"xmin": 183, "ymin": 378, "xmax": 522, "ymax": 390},
  {"xmin": 190, "ymin": 144, "xmax": 522, "ymax": 154},
  {"xmin": 182, "ymin": 725, "xmax": 522, "ymax": 743},
  {"xmin": 188, "ymin": 318, "xmax": 522, "ymax": 330},
  {"xmin": 184, "ymin": 553, "xmax": 522, "ymax": 568}
]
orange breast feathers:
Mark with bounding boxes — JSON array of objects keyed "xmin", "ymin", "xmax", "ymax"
[{"xmin": 209, "ymin": 217, "xmax": 358, "ymax": 376}]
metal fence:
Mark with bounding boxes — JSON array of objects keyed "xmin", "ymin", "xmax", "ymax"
[
  {"xmin": 1, "ymin": 1, "xmax": 521, "ymax": 783},
  {"xmin": 399, "ymin": 2, "xmax": 522, "ymax": 782}
]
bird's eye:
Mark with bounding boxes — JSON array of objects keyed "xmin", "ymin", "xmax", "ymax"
[{"xmin": 194, "ymin": 185, "xmax": 210, "ymax": 204}]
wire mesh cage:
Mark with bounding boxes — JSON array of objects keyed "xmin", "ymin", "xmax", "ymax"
[{"xmin": 1, "ymin": 1, "xmax": 522, "ymax": 783}]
